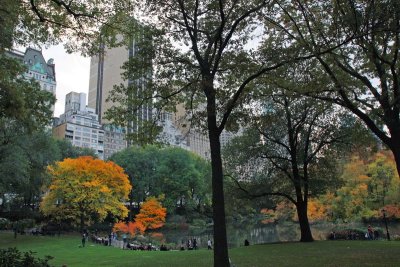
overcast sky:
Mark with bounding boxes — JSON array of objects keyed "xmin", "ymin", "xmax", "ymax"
[{"xmin": 42, "ymin": 44, "xmax": 90, "ymax": 117}]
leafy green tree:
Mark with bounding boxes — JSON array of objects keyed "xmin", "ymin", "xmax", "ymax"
[
  {"xmin": 0, "ymin": 247, "xmax": 53, "ymax": 267},
  {"xmin": 1, "ymin": 0, "xmax": 125, "ymax": 139},
  {"xmin": 223, "ymin": 89, "xmax": 347, "ymax": 241},
  {"xmin": 0, "ymin": 131, "xmax": 57, "ymax": 215},
  {"xmin": 54, "ymin": 139, "xmax": 97, "ymax": 159},
  {"xmin": 104, "ymin": 1, "xmax": 311, "ymax": 264},
  {"xmin": 263, "ymin": 0, "xmax": 400, "ymax": 177},
  {"xmin": 110, "ymin": 145, "xmax": 159, "ymax": 220},
  {"xmin": 0, "ymin": 132, "xmax": 98, "ymax": 217},
  {"xmin": 110, "ymin": 145, "xmax": 211, "ymax": 220},
  {"xmin": 156, "ymin": 147, "xmax": 211, "ymax": 216},
  {"xmin": 367, "ymin": 152, "xmax": 399, "ymax": 207},
  {"xmin": 0, "ymin": 0, "xmax": 129, "ymax": 53}
]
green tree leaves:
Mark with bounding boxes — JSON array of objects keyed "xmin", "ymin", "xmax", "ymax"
[{"xmin": 110, "ymin": 145, "xmax": 211, "ymax": 219}]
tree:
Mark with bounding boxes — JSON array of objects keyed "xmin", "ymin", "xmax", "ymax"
[
  {"xmin": 0, "ymin": 131, "xmax": 99, "ymax": 216},
  {"xmin": 155, "ymin": 147, "xmax": 211, "ymax": 216},
  {"xmin": 110, "ymin": 145, "xmax": 211, "ymax": 219},
  {"xmin": 367, "ymin": 151, "xmax": 399, "ymax": 207},
  {"xmin": 0, "ymin": 0, "xmax": 130, "ymax": 54},
  {"xmin": 113, "ymin": 196, "xmax": 166, "ymax": 237},
  {"xmin": 0, "ymin": 131, "xmax": 56, "ymax": 215},
  {"xmin": 332, "ymin": 155, "xmax": 377, "ymax": 220},
  {"xmin": 223, "ymin": 88, "xmax": 346, "ymax": 241},
  {"xmin": 54, "ymin": 139, "xmax": 98, "ymax": 159},
  {"xmin": 1, "ymin": 0, "xmax": 126, "ymax": 137},
  {"xmin": 135, "ymin": 196, "xmax": 167, "ymax": 231},
  {"xmin": 105, "ymin": 1, "xmax": 298, "ymax": 264},
  {"xmin": 264, "ymin": 0, "xmax": 400, "ymax": 178},
  {"xmin": 40, "ymin": 156, "xmax": 131, "ymax": 230},
  {"xmin": 110, "ymin": 145, "xmax": 159, "ymax": 220},
  {"xmin": 0, "ymin": 57, "xmax": 55, "ymax": 134},
  {"xmin": 1, "ymin": 0, "xmax": 125, "ymax": 215},
  {"xmin": 322, "ymin": 151, "xmax": 400, "ymax": 221}
]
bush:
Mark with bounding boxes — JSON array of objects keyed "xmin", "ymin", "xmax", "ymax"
[
  {"xmin": 0, "ymin": 247, "xmax": 53, "ymax": 267},
  {"xmin": 0, "ymin": 217, "xmax": 10, "ymax": 230},
  {"xmin": 13, "ymin": 219, "xmax": 35, "ymax": 233}
]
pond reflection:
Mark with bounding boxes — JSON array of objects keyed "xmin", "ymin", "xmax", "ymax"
[{"xmin": 160, "ymin": 221, "xmax": 400, "ymax": 248}]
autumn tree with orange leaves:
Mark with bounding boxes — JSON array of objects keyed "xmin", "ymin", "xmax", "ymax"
[
  {"xmin": 113, "ymin": 196, "xmax": 166, "ymax": 237},
  {"xmin": 40, "ymin": 156, "xmax": 131, "ymax": 230},
  {"xmin": 135, "ymin": 196, "xmax": 166, "ymax": 230}
]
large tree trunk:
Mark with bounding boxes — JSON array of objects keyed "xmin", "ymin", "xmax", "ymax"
[
  {"xmin": 205, "ymin": 78, "xmax": 230, "ymax": 267},
  {"xmin": 209, "ymin": 129, "xmax": 229, "ymax": 266},
  {"xmin": 390, "ymin": 139, "xmax": 400, "ymax": 179},
  {"xmin": 296, "ymin": 201, "xmax": 314, "ymax": 242}
]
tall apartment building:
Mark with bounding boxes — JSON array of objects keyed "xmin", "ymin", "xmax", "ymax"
[
  {"xmin": 6, "ymin": 47, "xmax": 57, "ymax": 114},
  {"xmin": 88, "ymin": 22, "xmax": 154, "ymax": 146},
  {"xmin": 173, "ymin": 104, "xmax": 211, "ymax": 159},
  {"xmin": 103, "ymin": 124, "xmax": 127, "ymax": 159},
  {"xmin": 53, "ymin": 92, "xmax": 105, "ymax": 159},
  {"xmin": 87, "ymin": 24, "xmax": 212, "ymax": 159},
  {"xmin": 88, "ymin": 33, "xmax": 152, "ymax": 126}
]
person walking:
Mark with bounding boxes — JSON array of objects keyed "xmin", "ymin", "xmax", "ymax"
[
  {"xmin": 367, "ymin": 225, "xmax": 374, "ymax": 240},
  {"xmin": 207, "ymin": 239, "xmax": 212, "ymax": 250},
  {"xmin": 81, "ymin": 233, "xmax": 86, "ymax": 247}
]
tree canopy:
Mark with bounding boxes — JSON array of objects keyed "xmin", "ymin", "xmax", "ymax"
[
  {"xmin": 110, "ymin": 145, "xmax": 211, "ymax": 219},
  {"xmin": 262, "ymin": 0, "xmax": 400, "ymax": 177},
  {"xmin": 40, "ymin": 156, "xmax": 131, "ymax": 229}
]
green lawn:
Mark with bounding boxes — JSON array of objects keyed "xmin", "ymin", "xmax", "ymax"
[{"xmin": 1, "ymin": 232, "xmax": 399, "ymax": 267}]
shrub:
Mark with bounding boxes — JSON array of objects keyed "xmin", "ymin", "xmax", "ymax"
[
  {"xmin": 0, "ymin": 247, "xmax": 53, "ymax": 267},
  {"xmin": 0, "ymin": 218, "xmax": 10, "ymax": 230}
]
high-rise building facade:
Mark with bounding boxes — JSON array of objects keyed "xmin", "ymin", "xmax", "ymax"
[
  {"xmin": 53, "ymin": 92, "xmax": 105, "ymax": 159},
  {"xmin": 87, "ymin": 27, "xmax": 211, "ymax": 159},
  {"xmin": 88, "ymin": 43, "xmax": 126, "ymax": 124},
  {"xmin": 88, "ymin": 33, "xmax": 152, "ymax": 126},
  {"xmin": 6, "ymin": 47, "xmax": 57, "ymax": 115}
]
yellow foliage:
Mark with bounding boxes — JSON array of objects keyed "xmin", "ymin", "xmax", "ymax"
[
  {"xmin": 40, "ymin": 156, "xmax": 131, "ymax": 228},
  {"xmin": 307, "ymin": 198, "xmax": 328, "ymax": 222}
]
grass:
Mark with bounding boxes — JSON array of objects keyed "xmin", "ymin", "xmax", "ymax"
[{"xmin": 1, "ymin": 232, "xmax": 400, "ymax": 267}]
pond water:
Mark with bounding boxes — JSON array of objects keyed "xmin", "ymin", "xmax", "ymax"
[{"xmin": 159, "ymin": 221, "xmax": 400, "ymax": 249}]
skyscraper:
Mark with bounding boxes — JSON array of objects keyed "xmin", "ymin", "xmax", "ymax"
[
  {"xmin": 88, "ymin": 33, "xmax": 152, "ymax": 126},
  {"xmin": 87, "ymin": 25, "xmax": 210, "ymax": 158}
]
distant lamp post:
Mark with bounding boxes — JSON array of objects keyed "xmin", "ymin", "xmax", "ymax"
[{"xmin": 382, "ymin": 209, "xmax": 390, "ymax": 241}]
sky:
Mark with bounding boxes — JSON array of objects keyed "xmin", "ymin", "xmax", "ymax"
[{"xmin": 42, "ymin": 44, "xmax": 90, "ymax": 117}]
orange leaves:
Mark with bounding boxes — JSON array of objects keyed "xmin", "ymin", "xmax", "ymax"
[
  {"xmin": 260, "ymin": 208, "xmax": 276, "ymax": 224},
  {"xmin": 135, "ymin": 196, "xmax": 167, "ymax": 230},
  {"xmin": 41, "ymin": 156, "xmax": 131, "ymax": 228},
  {"xmin": 307, "ymin": 198, "xmax": 329, "ymax": 222},
  {"xmin": 129, "ymin": 221, "xmax": 146, "ymax": 235},
  {"xmin": 113, "ymin": 221, "xmax": 146, "ymax": 237},
  {"xmin": 112, "ymin": 195, "xmax": 167, "ymax": 237},
  {"xmin": 382, "ymin": 204, "xmax": 400, "ymax": 219},
  {"xmin": 113, "ymin": 221, "xmax": 129, "ymax": 233}
]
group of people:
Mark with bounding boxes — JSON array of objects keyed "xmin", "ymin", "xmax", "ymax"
[
  {"xmin": 327, "ymin": 225, "xmax": 379, "ymax": 241},
  {"xmin": 180, "ymin": 237, "xmax": 198, "ymax": 250},
  {"xmin": 81, "ymin": 231, "xmax": 218, "ymax": 251},
  {"xmin": 366, "ymin": 225, "xmax": 379, "ymax": 240}
]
